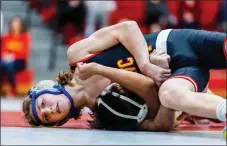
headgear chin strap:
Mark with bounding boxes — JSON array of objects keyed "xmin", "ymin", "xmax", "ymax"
[{"xmin": 28, "ymin": 80, "xmax": 76, "ymax": 122}]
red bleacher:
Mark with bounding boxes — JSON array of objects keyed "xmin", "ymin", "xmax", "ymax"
[
  {"xmin": 28, "ymin": 0, "xmax": 222, "ymax": 45},
  {"xmin": 2, "ymin": 68, "xmax": 34, "ymax": 96}
]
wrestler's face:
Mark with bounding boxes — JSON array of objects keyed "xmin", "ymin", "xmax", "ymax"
[
  {"xmin": 11, "ymin": 17, "xmax": 22, "ymax": 34},
  {"xmin": 32, "ymin": 94, "xmax": 71, "ymax": 124}
]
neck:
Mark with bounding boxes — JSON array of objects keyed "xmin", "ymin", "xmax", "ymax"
[{"xmin": 65, "ymin": 75, "xmax": 111, "ymax": 111}]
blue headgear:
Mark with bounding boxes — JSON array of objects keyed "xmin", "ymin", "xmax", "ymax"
[{"xmin": 28, "ymin": 80, "xmax": 76, "ymax": 122}]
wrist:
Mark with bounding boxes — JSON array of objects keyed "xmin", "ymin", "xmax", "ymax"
[{"xmin": 94, "ymin": 63, "xmax": 103, "ymax": 75}]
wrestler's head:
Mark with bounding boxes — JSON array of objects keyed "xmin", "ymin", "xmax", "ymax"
[
  {"xmin": 87, "ymin": 84, "xmax": 147, "ymax": 131},
  {"xmin": 22, "ymin": 71, "xmax": 81, "ymax": 127}
]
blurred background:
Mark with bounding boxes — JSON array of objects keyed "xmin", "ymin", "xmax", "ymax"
[{"xmin": 0, "ymin": 0, "xmax": 226, "ymax": 100}]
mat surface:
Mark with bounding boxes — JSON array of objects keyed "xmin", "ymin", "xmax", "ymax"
[
  {"xmin": 1, "ymin": 127, "xmax": 225, "ymax": 145},
  {"xmin": 1, "ymin": 111, "xmax": 225, "ymax": 131},
  {"xmin": 1, "ymin": 99, "xmax": 226, "ymax": 145}
]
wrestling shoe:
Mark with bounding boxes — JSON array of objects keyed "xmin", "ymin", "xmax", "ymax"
[
  {"xmin": 223, "ymin": 113, "xmax": 226, "ymax": 139},
  {"xmin": 223, "ymin": 127, "xmax": 226, "ymax": 139}
]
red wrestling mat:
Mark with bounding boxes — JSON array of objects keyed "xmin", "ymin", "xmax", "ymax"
[{"xmin": 1, "ymin": 111, "xmax": 225, "ymax": 131}]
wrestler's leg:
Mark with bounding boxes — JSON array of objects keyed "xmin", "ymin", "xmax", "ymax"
[{"xmin": 159, "ymin": 78, "xmax": 226, "ymax": 121}]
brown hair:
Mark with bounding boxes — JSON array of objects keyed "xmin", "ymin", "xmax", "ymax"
[
  {"xmin": 8, "ymin": 16, "xmax": 27, "ymax": 34},
  {"xmin": 22, "ymin": 71, "xmax": 80, "ymax": 127},
  {"xmin": 55, "ymin": 71, "xmax": 74, "ymax": 86}
]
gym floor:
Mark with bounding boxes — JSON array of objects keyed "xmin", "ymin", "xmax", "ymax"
[{"xmin": 1, "ymin": 98, "xmax": 226, "ymax": 145}]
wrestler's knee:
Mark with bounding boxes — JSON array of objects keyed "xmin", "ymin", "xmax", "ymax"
[
  {"xmin": 158, "ymin": 80, "xmax": 178, "ymax": 108},
  {"xmin": 159, "ymin": 78, "xmax": 195, "ymax": 110}
]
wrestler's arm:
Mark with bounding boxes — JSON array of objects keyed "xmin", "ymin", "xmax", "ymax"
[
  {"xmin": 81, "ymin": 63, "xmax": 158, "ymax": 99},
  {"xmin": 77, "ymin": 62, "xmax": 175, "ymax": 131},
  {"xmin": 67, "ymin": 21, "xmax": 170, "ymax": 84},
  {"xmin": 76, "ymin": 62, "xmax": 159, "ymax": 114},
  {"xmin": 90, "ymin": 64, "xmax": 175, "ymax": 131},
  {"xmin": 138, "ymin": 105, "xmax": 175, "ymax": 132},
  {"xmin": 67, "ymin": 21, "xmax": 150, "ymax": 69}
]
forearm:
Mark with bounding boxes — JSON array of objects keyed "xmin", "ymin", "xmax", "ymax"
[
  {"xmin": 153, "ymin": 105, "xmax": 175, "ymax": 131},
  {"xmin": 139, "ymin": 105, "xmax": 175, "ymax": 132},
  {"xmin": 96, "ymin": 64, "xmax": 155, "ymax": 98},
  {"xmin": 117, "ymin": 21, "xmax": 150, "ymax": 70},
  {"xmin": 90, "ymin": 21, "xmax": 150, "ymax": 68},
  {"xmin": 67, "ymin": 21, "xmax": 151, "ymax": 67}
]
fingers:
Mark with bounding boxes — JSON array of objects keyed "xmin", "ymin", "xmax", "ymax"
[
  {"xmin": 162, "ymin": 68, "xmax": 171, "ymax": 74},
  {"xmin": 166, "ymin": 55, "xmax": 171, "ymax": 63},
  {"xmin": 74, "ymin": 67, "xmax": 79, "ymax": 74},
  {"xmin": 160, "ymin": 78, "xmax": 168, "ymax": 82},
  {"xmin": 161, "ymin": 73, "xmax": 171, "ymax": 78},
  {"xmin": 76, "ymin": 62, "xmax": 89, "ymax": 72},
  {"xmin": 109, "ymin": 83, "xmax": 125, "ymax": 94},
  {"xmin": 151, "ymin": 49, "xmax": 158, "ymax": 55},
  {"xmin": 177, "ymin": 112, "xmax": 190, "ymax": 121},
  {"xmin": 76, "ymin": 62, "xmax": 83, "ymax": 67},
  {"xmin": 161, "ymin": 68, "xmax": 171, "ymax": 79},
  {"xmin": 106, "ymin": 83, "xmax": 117, "ymax": 90},
  {"xmin": 152, "ymin": 50, "xmax": 165, "ymax": 55},
  {"xmin": 161, "ymin": 54, "xmax": 171, "ymax": 63},
  {"xmin": 76, "ymin": 62, "xmax": 83, "ymax": 72},
  {"xmin": 156, "ymin": 50, "xmax": 165, "ymax": 55}
]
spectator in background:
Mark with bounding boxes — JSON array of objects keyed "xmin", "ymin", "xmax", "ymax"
[
  {"xmin": 144, "ymin": 0, "xmax": 171, "ymax": 33},
  {"xmin": 84, "ymin": 1, "xmax": 116, "ymax": 37},
  {"xmin": 54, "ymin": 0, "xmax": 86, "ymax": 36},
  {"xmin": 177, "ymin": 0, "xmax": 201, "ymax": 29},
  {"xmin": 216, "ymin": 0, "xmax": 227, "ymax": 32},
  {"xmin": 0, "ymin": 16, "xmax": 31, "ymax": 98}
]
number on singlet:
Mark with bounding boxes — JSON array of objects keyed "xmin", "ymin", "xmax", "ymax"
[
  {"xmin": 116, "ymin": 46, "xmax": 152, "ymax": 72},
  {"xmin": 117, "ymin": 57, "xmax": 137, "ymax": 72}
]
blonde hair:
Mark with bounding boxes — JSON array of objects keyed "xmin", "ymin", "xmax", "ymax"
[{"xmin": 22, "ymin": 70, "xmax": 78, "ymax": 127}]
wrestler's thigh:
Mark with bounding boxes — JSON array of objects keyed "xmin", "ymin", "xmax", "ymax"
[{"xmin": 158, "ymin": 66, "xmax": 209, "ymax": 107}]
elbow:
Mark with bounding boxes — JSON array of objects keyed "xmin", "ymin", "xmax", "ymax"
[
  {"xmin": 124, "ymin": 20, "xmax": 138, "ymax": 26},
  {"xmin": 115, "ymin": 21, "xmax": 139, "ymax": 41},
  {"xmin": 119, "ymin": 20, "xmax": 137, "ymax": 26},
  {"xmin": 119, "ymin": 21, "xmax": 139, "ymax": 32},
  {"xmin": 125, "ymin": 21, "xmax": 139, "ymax": 31},
  {"xmin": 67, "ymin": 46, "xmax": 76, "ymax": 63}
]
